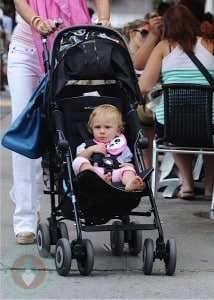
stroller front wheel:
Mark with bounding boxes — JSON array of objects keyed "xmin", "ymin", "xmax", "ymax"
[
  {"xmin": 55, "ymin": 238, "xmax": 72, "ymax": 276},
  {"xmin": 164, "ymin": 239, "xmax": 177, "ymax": 276},
  {"xmin": 142, "ymin": 238, "xmax": 154, "ymax": 275},
  {"xmin": 77, "ymin": 239, "xmax": 94, "ymax": 276}
]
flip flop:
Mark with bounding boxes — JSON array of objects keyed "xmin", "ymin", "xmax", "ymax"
[{"xmin": 177, "ymin": 190, "xmax": 195, "ymax": 200}]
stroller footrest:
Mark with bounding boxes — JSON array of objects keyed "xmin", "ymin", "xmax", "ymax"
[{"xmin": 82, "ymin": 223, "xmax": 156, "ymax": 232}]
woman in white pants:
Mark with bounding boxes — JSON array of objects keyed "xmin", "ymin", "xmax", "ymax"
[
  {"xmin": 8, "ymin": 0, "xmax": 110, "ymax": 244},
  {"xmin": 8, "ymin": 41, "xmax": 44, "ymax": 243}
]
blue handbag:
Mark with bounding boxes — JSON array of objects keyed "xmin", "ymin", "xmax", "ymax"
[{"xmin": 1, "ymin": 74, "xmax": 48, "ymax": 159}]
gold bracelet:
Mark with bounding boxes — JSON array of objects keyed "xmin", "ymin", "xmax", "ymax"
[
  {"xmin": 30, "ymin": 15, "xmax": 41, "ymax": 27},
  {"xmin": 33, "ymin": 18, "xmax": 42, "ymax": 29}
]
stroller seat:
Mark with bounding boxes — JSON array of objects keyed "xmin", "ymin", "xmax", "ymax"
[{"xmin": 73, "ymin": 169, "xmax": 146, "ymax": 215}]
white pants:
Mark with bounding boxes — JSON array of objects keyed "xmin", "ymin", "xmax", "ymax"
[{"xmin": 7, "ymin": 40, "xmax": 44, "ymax": 235}]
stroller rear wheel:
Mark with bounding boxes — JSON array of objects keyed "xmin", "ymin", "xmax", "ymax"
[
  {"xmin": 76, "ymin": 239, "xmax": 94, "ymax": 276},
  {"xmin": 57, "ymin": 222, "xmax": 69, "ymax": 239},
  {"xmin": 110, "ymin": 221, "xmax": 124, "ymax": 256},
  {"xmin": 37, "ymin": 223, "xmax": 51, "ymax": 258},
  {"xmin": 142, "ymin": 238, "xmax": 154, "ymax": 275},
  {"xmin": 128, "ymin": 221, "xmax": 142, "ymax": 256},
  {"xmin": 55, "ymin": 238, "xmax": 72, "ymax": 276},
  {"xmin": 164, "ymin": 239, "xmax": 177, "ymax": 276}
]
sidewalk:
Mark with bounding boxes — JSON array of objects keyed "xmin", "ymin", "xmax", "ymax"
[{"xmin": 0, "ymin": 113, "xmax": 214, "ymax": 299}]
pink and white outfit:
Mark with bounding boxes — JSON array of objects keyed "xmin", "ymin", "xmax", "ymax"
[
  {"xmin": 7, "ymin": 0, "xmax": 91, "ymax": 236},
  {"xmin": 72, "ymin": 134, "xmax": 136, "ymax": 182}
]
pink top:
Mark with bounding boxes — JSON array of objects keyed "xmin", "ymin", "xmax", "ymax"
[{"xmin": 13, "ymin": 0, "xmax": 91, "ymax": 71}]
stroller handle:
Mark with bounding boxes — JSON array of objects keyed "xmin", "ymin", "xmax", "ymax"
[
  {"xmin": 52, "ymin": 110, "xmax": 69, "ymax": 151},
  {"xmin": 41, "ymin": 18, "xmax": 63, "ymax": 75}
]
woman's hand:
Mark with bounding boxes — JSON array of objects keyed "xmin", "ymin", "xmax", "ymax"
[
  {"xmin": 31, "ymin": 17, "xmax": 63, "ymax": 35},
  {"xmin": 149, "ymin": 12, "xmax": 163, "ymax": 37},
  {"xmin": 98, "ymin": 19, "xmax": 111, "ymax": 27}
]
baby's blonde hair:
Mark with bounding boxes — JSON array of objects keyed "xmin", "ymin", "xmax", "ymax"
[{"xmin": 87, "ymin": 104, "xmax": 124, "ymax": 133}]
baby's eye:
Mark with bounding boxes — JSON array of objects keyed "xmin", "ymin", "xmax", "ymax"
[{"xmin": 105, "ymin": 126, "xmax": 112, "ymax": 129}]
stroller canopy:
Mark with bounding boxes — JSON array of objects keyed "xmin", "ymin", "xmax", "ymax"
[{"xmin": 49, "ymin": 25, "xmax": 143, "ymax": 102}]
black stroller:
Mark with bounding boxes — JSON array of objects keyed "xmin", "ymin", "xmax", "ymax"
[{"xmin": 36, "ymin": 25, "xmax": 177, "ymax": 276}]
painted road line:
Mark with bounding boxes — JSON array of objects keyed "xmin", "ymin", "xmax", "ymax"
[{"xmin": 0, "ymin": 100, "xmax": 11, "ymax": 107}]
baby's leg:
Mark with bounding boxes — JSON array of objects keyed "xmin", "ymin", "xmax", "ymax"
[
  {"xmin": 72, "ymin": 157, "xmax": 91, "ymax": 175},
  {"xmin": 122, "ymin": 170, "xmax": 144, "ymax": 192},
  {"xmin": 124, "ymin": 174, "xmax": 144, "ymax": 192},
  {"xmin": 73, "ymin": 157, "xmax": 111, "ymax": 182},
  {"xmin": 93, "ymin": 166, "xmax": 111, "ymax": 183},
  {"xmin": 112, "ymin": 167, "xmax": 144, "ymax": 191}
]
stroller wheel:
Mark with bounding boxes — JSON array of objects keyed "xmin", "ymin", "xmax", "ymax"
[
  {"xmin": 37, "ymin": 223, "xmax": 51, "ymax": 258},
  {"xmin": 110, "ymin": 221, "xmax": 124, "ymax": 256},
  {"xmin": 77, "ymin": 239, "xmax": 94, "ymax": 276},
  {"xmin": 142, "ymin": 238, "xmax": 154, "ymax": 275},
  {"xmin": 57, "ymin": 222, "xmax": 69, "ymax": 240},
  {"xmin": 164, "ymin": 239, "xmax": 177, "ymax": 276},
  {"xmin": 55, "ymin": 238, "xmax": 72, "ymax": 276},
  {"xmin": 128, "ymin": 221, "xmax": 142, "ymax": 256}
]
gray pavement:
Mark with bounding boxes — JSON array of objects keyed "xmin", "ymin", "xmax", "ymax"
[{"xmin": 1, "ymin": 111, "xmax": 214, "ymax": 299}]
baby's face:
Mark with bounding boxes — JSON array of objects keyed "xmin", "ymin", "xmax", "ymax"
[{"xmin": 91, "ymin": 113, "xmax": 121, "ymax": 143}]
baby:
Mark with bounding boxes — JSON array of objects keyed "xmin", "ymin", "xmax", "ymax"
[{"xmin": 72, "ymin": 104, "xmax": 144, "ymax": 192}]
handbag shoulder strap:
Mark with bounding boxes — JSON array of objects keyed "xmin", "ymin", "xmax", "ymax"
[{"xmin": 186, "ymin": 51, "xmax": 214, "ymax": 85}]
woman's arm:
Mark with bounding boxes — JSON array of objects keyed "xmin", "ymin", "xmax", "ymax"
[
  {"xmin": 94, "ymin": 0, "xmax": 111, "ymax": 26},
  {"xmin": 138, "ymin": 41, "xmax": 164, "ymax": 93},
  {"xmin": 134, "ymin": 12, "xmax": 163, "ymax": 70},
  {"xmin": 14, "ymin": 0, "xmax": 37, "ymax": 25},
  {"xmin": 14, "ymin": 0, "xmax": 59, "ymax": 35}
]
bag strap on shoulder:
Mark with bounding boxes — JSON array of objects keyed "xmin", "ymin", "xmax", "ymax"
[{"xmin": 186, "ymin": 51, "xmax": 214, "ymax": 86}]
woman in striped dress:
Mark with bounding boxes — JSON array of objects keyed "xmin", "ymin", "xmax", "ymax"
[{"xmin": 138, "ymin": 5, "xmax": 214, "ymax": 200}]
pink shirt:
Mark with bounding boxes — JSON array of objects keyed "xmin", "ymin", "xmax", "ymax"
[{"xmin": 12, "ymin": 0, "xmax": 91, "ymax": 71}]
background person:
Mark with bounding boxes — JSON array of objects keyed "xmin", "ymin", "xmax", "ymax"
[
  {"xmin": 138, "ymin": 5, "xmax": 214, "ymax": 200},
  {"xmin": 121, "ymin": 18, "xmax": 150, "ymax": 71},
  {"xmin": 121, "ymin": 18, "xmax": 154, "ymax": 168},
  {"xmin": 133, "ymin": 11, "xmax": 164, "ymax": 71}
]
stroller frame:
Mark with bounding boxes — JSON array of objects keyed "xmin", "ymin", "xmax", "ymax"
[{"xmin": 36, "ymin": 25, "xmax": 177, "ymax": 276}]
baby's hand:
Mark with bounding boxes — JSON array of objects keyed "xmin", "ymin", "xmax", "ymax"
[{"xmin": 91, "ymin": 144, "xmax": 107, "ymax": 155}]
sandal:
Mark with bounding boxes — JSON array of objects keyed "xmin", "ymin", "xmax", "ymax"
[
  {"xmin": 16, "ymin": 232, "xmax": 35, "ymax": 244},
  {"xmin": 177, "ymin": 190, "xmax": 195, "ymax": 200}
]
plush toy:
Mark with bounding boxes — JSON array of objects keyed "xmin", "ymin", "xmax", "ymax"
[{"xmin": 106, "ymin": 134, "xmax": 127, "ymax": 155}]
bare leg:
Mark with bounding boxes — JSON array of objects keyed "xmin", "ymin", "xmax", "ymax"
[
  {"xmin": 79, "ymin": 162, "xmax": 112, "ymax": 183},
  {"xmin": 203, "ymin": 155, "xmax": 214, "ymax": 197},
  {"xmin": 122, "ymin": 170, "xmax": 144, "ymax": 192},
  {"xmin": 142, "ymin": 127, "xmax": 155, "ymax": 168},
  {"xmin": 172, "ymin": 153, "xmax": 194, "ymax": 192}
]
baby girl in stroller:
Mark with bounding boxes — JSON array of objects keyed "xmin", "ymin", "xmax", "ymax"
[{"xmin": 72, "ymin": 104, "xmax": 144, "ymax": 192}]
